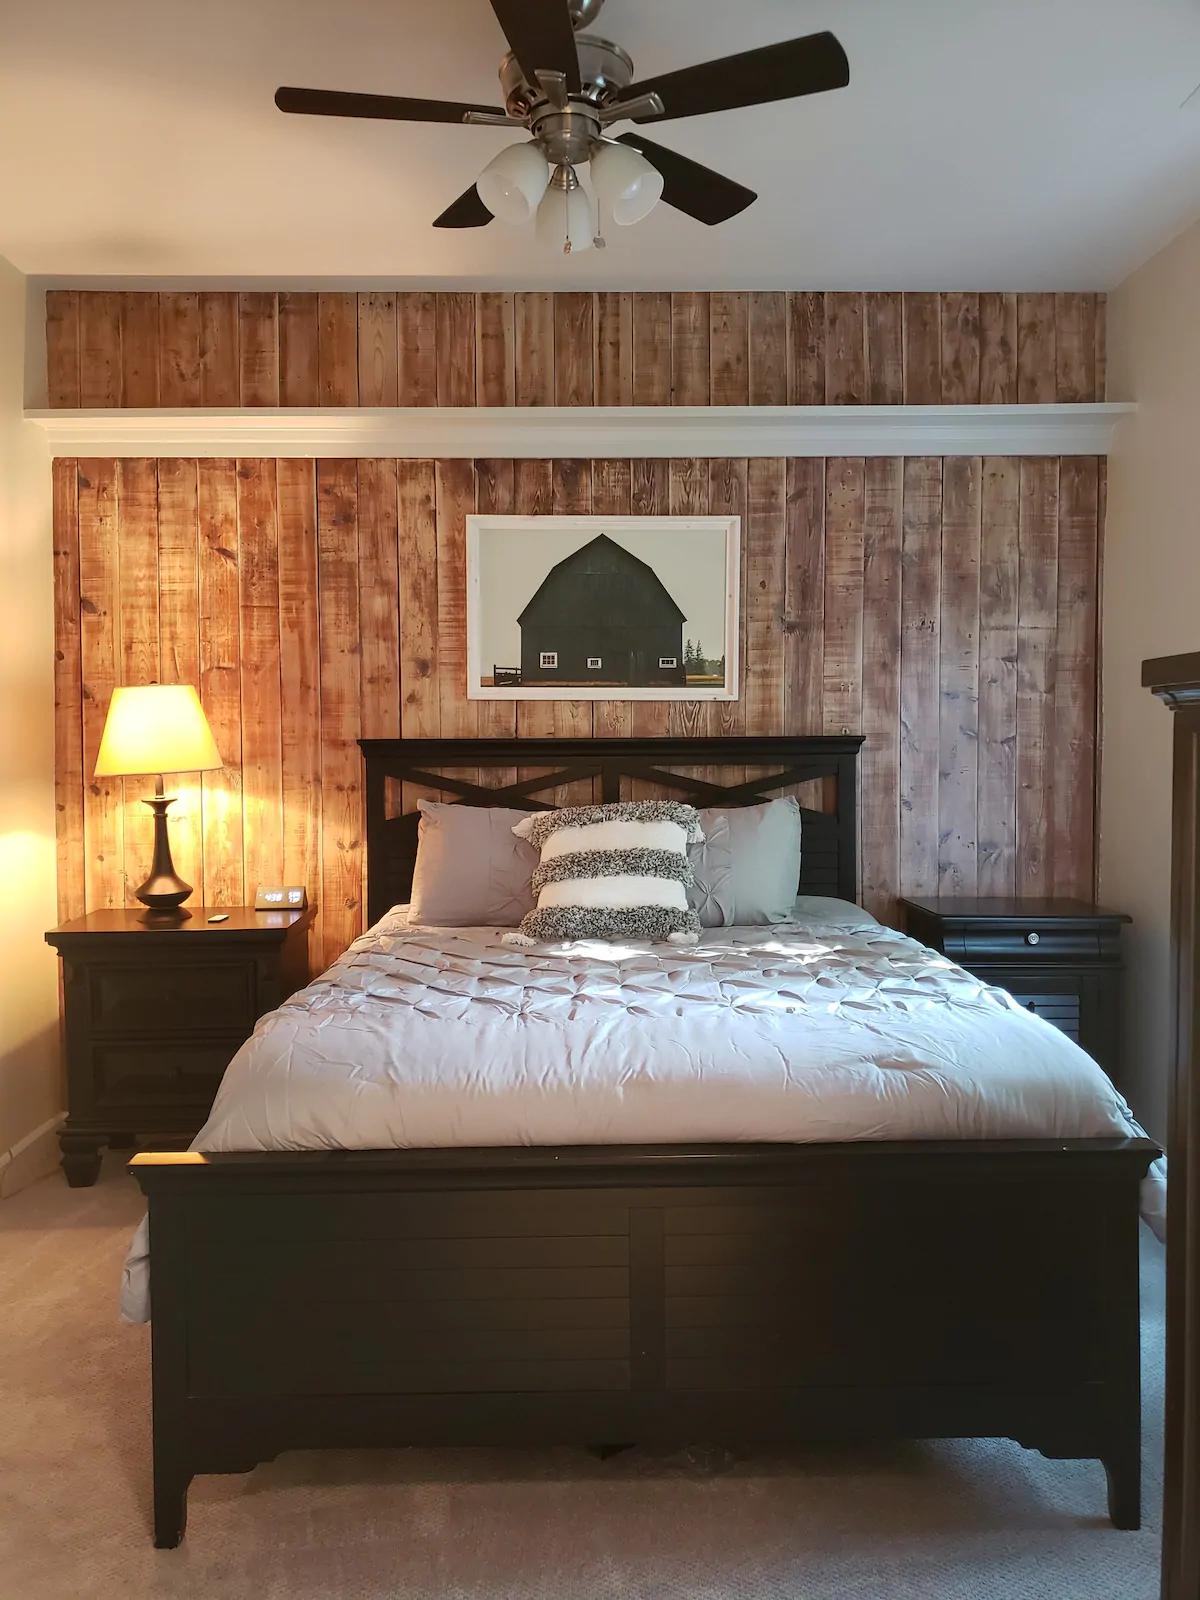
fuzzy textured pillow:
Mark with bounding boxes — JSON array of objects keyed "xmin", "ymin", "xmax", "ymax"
[{"xmin": 502, "ymin": 802, "xmax": 704, "ymax": 947}]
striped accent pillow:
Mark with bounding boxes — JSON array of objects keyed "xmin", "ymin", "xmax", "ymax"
[{"xmin": 502, "ymin": 802, "xmax": 704, "ymax": 946}]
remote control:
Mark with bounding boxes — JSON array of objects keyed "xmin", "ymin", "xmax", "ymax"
[{"xmin": 207, "ymin": 913, "xmax": 229, "ymax": 923}]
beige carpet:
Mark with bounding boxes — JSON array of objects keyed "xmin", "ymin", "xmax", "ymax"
[{"xmin": 0, "ymin": 1155, "xmax": 1164, "ymax": 1600}]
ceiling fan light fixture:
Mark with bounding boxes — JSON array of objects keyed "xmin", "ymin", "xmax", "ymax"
[
  {"xmin": 589, "ymin": 141, "xmax": 663, "ymax": 226},
  {"xmin": 535, "ymin": 165, "xmax": 594, "ymax": 254},
  {"xmin": 476, "ymin": 140, "xmax": 550, "ymax": 225}
]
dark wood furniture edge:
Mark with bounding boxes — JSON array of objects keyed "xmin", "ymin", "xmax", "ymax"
[{"xmin": 1145, "ymin": 651, "xmax": 1200, "ymax": 1600}]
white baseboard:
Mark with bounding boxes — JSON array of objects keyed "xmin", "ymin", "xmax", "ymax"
[{"xmin": 0, "ymin": 1113, "xmax": 64, "ymax": 1199}]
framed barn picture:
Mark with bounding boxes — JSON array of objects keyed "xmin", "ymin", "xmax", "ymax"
[{"xmin": 465, "ymin": 515, "xmax": 741, "ymax": 702}]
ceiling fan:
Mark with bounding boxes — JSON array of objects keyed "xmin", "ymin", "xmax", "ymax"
[{"xmin": 275, "ymin": 0, "xmax": 849, "ymax": 254}]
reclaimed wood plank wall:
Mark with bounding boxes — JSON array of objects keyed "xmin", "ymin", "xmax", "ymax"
[
  {"xmin": 49, "ymin": 291, "xmax": 1105, "ymax": 969},
  {"xmin": 45, "ymin": 290, "xmax": 1106, "ymax": 408}
]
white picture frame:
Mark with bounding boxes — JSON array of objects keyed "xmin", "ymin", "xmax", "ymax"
[{"xmin": 465, "ymin": 515, "xmax": 741, "ymax": 702}]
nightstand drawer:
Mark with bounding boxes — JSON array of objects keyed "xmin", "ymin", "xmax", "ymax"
[
  {"xmin": 944, "ymin": 925, "xmax": 1104, "ymax": 963},
  {"xmin": 1007, "ymin": 993, "xmax": 1082, "ymax": 1042},
  {"xmin": 88, "ymin": 962, "xmax": 256, "ymax": 1035},
  {"xmin": 92, "ymin": 1039, "xmax": 243, "ymax": 1108}
]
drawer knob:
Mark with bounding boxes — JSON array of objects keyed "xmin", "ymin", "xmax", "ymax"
[{"xmin": 1025, "ymin": 931, "xmax": 1041, "ymax": 946}]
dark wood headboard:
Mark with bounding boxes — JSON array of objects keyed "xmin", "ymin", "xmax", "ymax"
[{"xmin": 359, "ymin": 736, "xmax": 865, "ymax": 927}]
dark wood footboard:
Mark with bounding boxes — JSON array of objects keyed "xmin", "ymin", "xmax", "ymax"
[{"xmin": 131, "ymin": 1136, "xmax": 1159, "ymax": 1548}]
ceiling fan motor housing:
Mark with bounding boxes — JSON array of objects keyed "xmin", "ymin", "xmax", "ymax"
[{"xmin": 500, "ymin": 34, "xmax": 633, "ymax": 117}]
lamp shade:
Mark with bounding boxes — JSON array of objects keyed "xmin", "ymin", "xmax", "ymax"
[
  {"xmin": 94, "ymin": 685, "xmax": 222, "ymax": 779},
  {"xmin": 589, "ymin": 142, "xmax": 663, "ymax": 226},
  {"xmin": 477, "ymin": 142, "xmax": 550, "ymax": 225}
]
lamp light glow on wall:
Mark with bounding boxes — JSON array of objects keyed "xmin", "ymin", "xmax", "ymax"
[{"xmin": 93, "ymin": 685, "xmax": 222, "ymax": 920}]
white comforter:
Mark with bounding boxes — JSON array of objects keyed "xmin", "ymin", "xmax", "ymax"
[{"xmin": 121, "ymin": 905, "xmax": 1159, "ymax": 1321}]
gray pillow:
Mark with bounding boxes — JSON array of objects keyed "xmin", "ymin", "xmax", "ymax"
[
  {"xmin": 408, "ymin": 802, "xmax": 538, "ymax": 927},
  {"xmin": 788, "ymin": 896, "xmax": 878, "ymax": 929},
  {"xmin": 688, "ymin": 796, "xmax": 802, "ymax": 926}
]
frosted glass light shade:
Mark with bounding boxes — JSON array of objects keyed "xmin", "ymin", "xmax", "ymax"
[
  {"xmin": 476, "ymin": 142, "xmax": 550, "ymax": 225},
  {"xmin": 535, "ymin": 180, "xmax": 594, "ymax": 254},
  {"xmin": 590, "ymin": 142, "xmax": 663, "ymax": 225},
  {"xmin": 94, "ymin": 685, "xmax": 222, "ymax": 778}
]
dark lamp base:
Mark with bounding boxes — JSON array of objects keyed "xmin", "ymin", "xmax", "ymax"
[{"xmin": 135, "ymin": 792, "xmax": 194, "ymax": 920}]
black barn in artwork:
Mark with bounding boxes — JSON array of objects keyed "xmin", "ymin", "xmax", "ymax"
[{"xmin": 518, "ymin": 533, "xmax": 687, "ymax": 687}]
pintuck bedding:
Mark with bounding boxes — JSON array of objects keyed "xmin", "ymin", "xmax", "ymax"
[{"xmin": 121, "ymin": 899, "xmax": 1160, "ymax": 1322}]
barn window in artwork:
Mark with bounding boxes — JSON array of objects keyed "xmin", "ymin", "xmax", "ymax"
[{"xmin": 518, "ymin": 534, "xmax": 687, "ymax": 688}]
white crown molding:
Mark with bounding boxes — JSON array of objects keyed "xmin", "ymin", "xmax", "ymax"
[{"xmin": 24, "ymin": 403, "xmax": 1135, "ymax": 459}]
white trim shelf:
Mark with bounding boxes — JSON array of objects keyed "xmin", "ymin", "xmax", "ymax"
[{"xmin": 24, "ymin": 403, "xmax": 1135, "ymax": 459}]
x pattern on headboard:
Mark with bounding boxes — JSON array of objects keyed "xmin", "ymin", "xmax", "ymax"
[{"xmin": 360, "ymin": 736, "xmax": 865, "ymax": 927}]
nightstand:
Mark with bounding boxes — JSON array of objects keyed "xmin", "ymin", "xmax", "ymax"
[
  {"xmin": 45, "ymin": 905, "xmax": 316, "ymax": 1186},
  {"xmin": 896, "ymin": 897, "xmax": 1129, "ymax": 1084}
]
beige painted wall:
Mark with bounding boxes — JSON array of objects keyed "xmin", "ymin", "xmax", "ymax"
[
  {"xmin": 0, "ymin": 255, "xmax": 61, "ymax": 1193},
  {"xmin": 1103, "ymin": 217, "xmax": 1200, "ymax": 1141}
]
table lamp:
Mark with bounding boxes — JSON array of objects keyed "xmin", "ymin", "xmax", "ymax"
[{"xmin": 94, "ymin": 685, "xmax": 223, "ymax": 921}]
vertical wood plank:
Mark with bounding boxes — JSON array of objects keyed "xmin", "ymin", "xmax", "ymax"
[
  {"xmin": 515, "ymin": 293, "xmax": 555, "ymax": 406},
  {"xmin": 671, "ymin": 292, "xmax": 710, "ymax": 405},
  {"xmin": 1054, "ymin": 292, "xmax": 1097, "ymax": 403},
  {"xmin": 595, "ymin": 292, "xmax": 633, "ymax": 406},
  {"xmin": 940, "ymin": 293, "xmax": 981, "ymax": 406},
  {"xmin": 197, "ymin": 459, "xmax": 243, "ymax": 905},
  {"xmin": 46, "ymin": 291, "xmax": 81, "ymax": 408},
  {"xmin": 318, "ymin": 293, "xmax": 359, "ymax": 406},
  {"xmin": 277, "ymin": 460, "xmax": 322, "ymax": 928},
  {"xmin": 357, "ymin": 459, "xmax": 400, "ymax": 739},
  {"xmin": 117, "ymin": 458, "xmax": 160, "ymax": 903},
  {"xmin": 238, "ymin": 293, "xmax": 279, "ymax": 407},
  {"xmin": 158, "ymin": 294, "xmax": 201, "ymax": 407},
  {"xmin": 937, "ymin": 457, "xmax": 982, "ymax": 896},
  {"xmin": 1017, "ymin": 294, "xmax": 1057, "ymax": 404},
  {"xmin": 477, "ymin": 292, "xmax": 516, "ymax": 406},
  {"xmin": 744, "ymin": 458, "xmax": 787, "ymax": 736},
  {"xmin": 899, "ymin": 458, "xmax": 943, "ymax": 896},
  {"xmin": 474, "ymin": 460, "xmax": 519, "ymax": 740},
  {"xmin": 52, "ymin": 460, "xmax": 85, "ymax": 920},
  {"xmin": 825, "ymin": 294, "xmax": 866, "ymax": 405},
  {"xmin": 357, "ymin": 293, "xmax": 398, "ymax": 407},
  {"xmin": 784, "ymin": 457, "xmax": 825, "ymax": 738},
  {"xmin": 709, "ymin": 458, "xmax": 748, "ymax": 743},
  {"xmin": 78, "ymin": 460, "xmax": 123, "ymax": 910},
  {"xmin": 590, "ymin": 458, "xmax": 633, "ymax": 738},
  {"xmin": 1052, "ymin": 457, "xmax": 1099, "ymax": 896},
  {"xmin": 748, "ymin": 292, "xmax": 787, "ymax": 406},
  {"xmin": 632, "ymin": 293, "xmax": 671, "ymax": 405},
  {"xmin": 787, "ymin": 292, "xmax": 826, "ymax": 404},
  {"xmin": 237, "ymin": 459, "xmax": 283, "ymax": 893},
  {"xmin": 123, "ymin": 293, "xmax": 162, "ymax": 406},
  {"xmin": 397, "ymin": 460, "xmax": 440, "ymax": 739},
  {"xmin": 903, "ymin": 294, "xmax": 941, "ymax": 404},
  {"xmin": 979, "ymin": 293, "xmax": 1018, "ymax": 406},
  {"xmin": 317, "ymin": 460, "xmax": 362, "ymax": 964},
  {"xmin": 513, "ymin": 460, "xmax": 556, "ymax": 751},
  {"xmin": 823, "ymin": 459, "xmax": 865, "ymax": 748},
  {"xmin": 553, "ymin": 293, "xmax": 594, "ymax": 405},
  {"xmin": 436, "ymin": 458, "xmax": 479, "ymax": 739},
  {"xmin": 864, "ymin": 292, "xmax": 904, "ymax": 405},
  {"xmin": 1015, "ymin": 457, "xmax": 1060, "ymax": 895},
  {"xmin": 436, "ymin": 293, "xmax": 477, "ymax": 407},
  {"xmin": 1095, "ymin": 295, "xmax": 1108, "ymax": 402},
  {"xmin": 859, "ymin": 457, "xmax": 903, "ymax": 918},
  {"xmin": 397, "ymin": 292, "xmax": 438, "ymax": 407},
  {"xmin": 156, "ymin": 458, "xmax": 203, "ymax": 900},
  {"xmin": 709, "ymin": 292, "xmax": 749, "ymax": 406},
  {"xmin": 79, "ymin": 294, "xmax": 121, "ymax": 408},
  {"xmin": 199, "ymin": 293, "xmax": 240, "ymax": 407},
  {"xmin": 977, "ymin": 459, "xmax": 1020, "ymax": 896},
  {"xmin": 278, "ymin": 293, "xmax": 319, "ymax": 406}
]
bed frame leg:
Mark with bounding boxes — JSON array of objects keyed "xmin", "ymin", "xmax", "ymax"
[
  {"xmin": 153, "ymin": 1463, "xmax": 191, "ymax": 1549},
  {"xmin": 1103, "ymin": 1445, "xmax": 1142, "ymax": 1530}
]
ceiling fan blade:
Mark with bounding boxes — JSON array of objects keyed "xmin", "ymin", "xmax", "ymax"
[
  {"xmin": 275, "ymin": 86, "xmax": 509, "ymax": 124},
  {"xmin": 489, "ymin": 0, "xmax": 581, "ymax": 94},
  {"xmin": 615, "ymin": 30, "xmax": 849, "ymax": 123},
  {"xmin": 616, "ymin": 133, "xmax": 756, "ymax": 226},
  {"xmin": 433, "ymin": 185, "xmax": 495, "ymax": 229}
]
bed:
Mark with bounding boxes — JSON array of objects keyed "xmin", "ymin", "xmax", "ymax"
[{"xmin": 129, "ymin": 735, "xmax": 1160, "ymax": 1548}]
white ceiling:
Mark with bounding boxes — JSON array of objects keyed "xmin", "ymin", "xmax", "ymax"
[{"xmin": 4, "ymin": 0, "xmax": 1200, "ymax": 288}]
